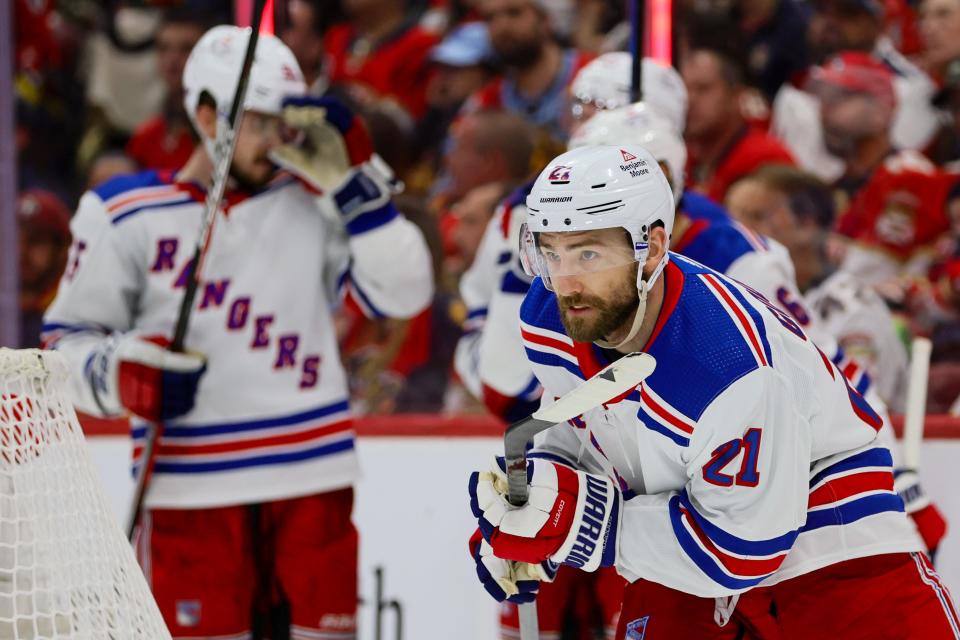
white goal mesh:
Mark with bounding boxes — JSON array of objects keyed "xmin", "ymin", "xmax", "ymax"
[{"xmin": 0, "ymin": 348, "xmax": 170, "ymax": 639}]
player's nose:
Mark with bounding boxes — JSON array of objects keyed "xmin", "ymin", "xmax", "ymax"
[{"xmin": 552, "ymin": 273, "xmax": 583, "ymax": 296}]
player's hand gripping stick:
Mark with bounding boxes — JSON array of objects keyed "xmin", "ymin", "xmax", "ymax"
[{"xmin": 501, "ymin": 352, "xmax": 656, "ymax": 640}]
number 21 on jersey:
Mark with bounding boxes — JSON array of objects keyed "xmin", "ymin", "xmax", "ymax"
[{"xmin": 702, "ymin": 428, "xmax": 762, "ymax": 487}]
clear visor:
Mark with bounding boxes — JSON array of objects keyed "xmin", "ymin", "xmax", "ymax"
[{"xmin": 519, "ymin": 223, "xmax": 643, "ymax": 292}]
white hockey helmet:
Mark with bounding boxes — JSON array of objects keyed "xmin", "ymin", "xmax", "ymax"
[
  {"xmin": 522, "ymin": 145, "xmax": 675, "ymax": 347},
  {"xmin": 570, "ymin": 53, "xmax": 688, "ymax": 135},
  {"xmin": 182, "ymin": 25, "xmax": 306, "ymax": 134},
  {"xmin": 569, "ymin": 102, "xmax": 687, "ymax": 203}
]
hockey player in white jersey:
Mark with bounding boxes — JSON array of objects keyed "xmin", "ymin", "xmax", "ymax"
[
  {"xmin": 467, "ymin": 145, "xmax": 959, "ymax": 638},
  {"xmin": 726, "ymin": 165, "xmax": 948, "ymax": 559},
  {"xmin": 42, "ymin": 26, "xmax": 432, "ymax": 639}
]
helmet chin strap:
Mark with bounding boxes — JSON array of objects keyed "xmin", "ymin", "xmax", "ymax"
[{"xmin": 594, "ymin": 254, "xmax": 669, "ymax": 351}]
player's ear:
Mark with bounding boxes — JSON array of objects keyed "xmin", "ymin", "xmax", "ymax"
[
  {"xmin": 194, "ymin": 103, "xmax": 218, "ymax": 140},
  {"xmin": 644, "ymin": 225, "xmax": 668, "ymax": 276}
]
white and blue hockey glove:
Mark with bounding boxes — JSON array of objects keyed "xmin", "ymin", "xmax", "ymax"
[
  {"xmin": 468, "ymin": 456, "xmax": 622, "ymax": 572},
  {"xmin": 87, "ymin": 333, "xmax": 206, "ymax": 422},
  {"xmin": 270, "ymin": 96, "xmax": 402, "ymax": 235},
  {"xmin": 469, "ymin": 527, "xmax": 557, "ymax": 603}
]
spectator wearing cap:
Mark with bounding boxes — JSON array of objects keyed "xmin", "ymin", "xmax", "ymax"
[
  {"xmin": 920, "ymin": 0, "xmax": 960, "ymax": 80},
  {"xmin": 411, "ymin": 21, "xmax": 496, "ymax": 185},
  {"xmin": 770, "ymin": 0, "xmax": 937, "ymax": 182},
  {"xmin": 682, "ymin": 44, "xmax": 795, "ymax": 204},
  {"xmin": 17, "ymin": 190, "xmax": 72, "ymax": 348},
  {"xmin": 125, "ymin": 9, "xmax": 207, "ymax": 172},
  {"xmin": 808, "ymin": 52, "xmax": 949, "ymax": 285},
  {"xmin": 323, "ymin": 0, "xmax": 440, "ymax": 123},
  {"xmin": 463, "ymin": 0, "xmax": 595, "ymax": 142}
]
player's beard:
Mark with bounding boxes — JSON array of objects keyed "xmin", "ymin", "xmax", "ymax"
[
  {"xmin": 492, "ymin": 37, "xmax": 544, "ymax": 69},
  {"xmin": 822, "ymin": 126, "xmax": 860, "ymax": 159},
  {"xmin": 229, "ymin": 157, "xmax": 275, "ymax": 191},
  {"xmin": 557, "ymin": 281, "xmax": 640, "ymax": 344}
]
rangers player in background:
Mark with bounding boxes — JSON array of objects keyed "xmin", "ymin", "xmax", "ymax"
[
  {"xmin": 469, "ymin": 144, "xmax": 959, "ymax": 638},
  {"xmin": 726, "ymin": 165, "xmax": 949, "ymax": 558},
  {"xmin": 42, "ymin": 26, "xmax": 432, "ymax": 639}
]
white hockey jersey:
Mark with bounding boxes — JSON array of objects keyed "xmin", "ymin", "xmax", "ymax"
[
  {"xmin": 806, "ymin": 271, "xmax": 909, "ymax": 414},
  {"xmin": 520, "ymin": 254, "xmax": 920, "ymax": 597},
  {"xmin": 43, "ymin": 170, "xmax": 433, "ymax": 508},
  {"xmin": 455, "ymin": 187, "xmax": 823, "ymax": 420},
  {"xmin": 454, "ymin": 183, "xmax": 541, "ymax": 421}
]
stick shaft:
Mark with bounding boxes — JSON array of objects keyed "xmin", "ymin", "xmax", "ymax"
[
  {"xmin": 171, "ymin": 0, "xmax": 268, "ymax": 352},
  {"xmin": 630, "ymin": 0, "xmax": 645, "ymax": 102},
  {"xmin": 128, "ymin": 2, "xmax": 267, "ymax": 541},
  {"xmin": 903, "ymin": 337, "xmax": 932, "ymax": 470},
  {"xmin": 502, "ymin": 352, "xmax": 655, "ymax": 640}
]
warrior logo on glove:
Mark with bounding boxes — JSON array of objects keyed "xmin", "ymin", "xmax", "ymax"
[{"xmin": 468, "ymin": 456, "xmax": 622, "ymax": 574}]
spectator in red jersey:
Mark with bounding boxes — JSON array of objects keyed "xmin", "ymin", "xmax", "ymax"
[
  {"xmin": 920, "ymin": 0, "xmax": 960, "ymax": 79},
  {"xmin": 682, "ymin": 44, "xmax": 795, "ymax": 203},
  {"xmin": 808, "ymin": 52, "xmax": 949, "ymax": 285},
  {"xmin": 441, "ymin": 110, "xmax": 535, "ymax": 202},
  {"xmin": 323, "ymin": 0, "xmax": 440, "ymax": 123},
  {"xmin": 17, "ymin": 190, "xmax": 71, "ymax": 348},
  {"xmin": 125, "ymin": 9, "xmax": 207, "ymax": 171},
  {"xmin": 463, "ymin": 0, "xmax": 594, "ymax": 142}
]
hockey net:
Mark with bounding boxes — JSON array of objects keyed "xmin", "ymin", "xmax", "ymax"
[{"xmin": 0, "ymin": 349, "xmax": 170, "ymax": 639}]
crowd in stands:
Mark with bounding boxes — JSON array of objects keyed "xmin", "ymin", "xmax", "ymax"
[{"xmin": 14, "ymin": 0, "xmax": 960, "ymax": 414}]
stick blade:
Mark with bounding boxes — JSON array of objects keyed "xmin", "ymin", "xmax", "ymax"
[{"xmin": 533, "ymin": 352, "xmax": 656, "ymax": 424}]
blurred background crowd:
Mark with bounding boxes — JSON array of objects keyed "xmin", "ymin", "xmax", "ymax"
[{"xmin": 14, "ymin": 0, "xmax": 960, "ymax": 415}]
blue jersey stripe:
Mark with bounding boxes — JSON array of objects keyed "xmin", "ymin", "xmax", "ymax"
[
  {"xmin": 678, "ymin": 490, "xmax": 799, "ymax": 556},
  {"xmin": 716, "ymin": 278, "xmax": 774, "ymax": 367},
  {"xmin": 810, "ymin": 448, "xmax": 893, "ymax": 488},
  {"xmin": 523, "ymin": 348, "xmax": 584, "ymax": 380},
  {"xmin": 636, "ymin": 407, "xmax": 690, "ymax": 447},
  {"xmin": 348, "ymin": 275, "xmax": 387, "ymax": 319},
  {"xmin": 112, "ymin": 196, "xmax": 195, "ymax": 225},
  {"xmin": 344, "ymin": 203, "xmax": 398, "ymax": 235},
  {"xmin": 131, "ymin": 400, "xmax": 351, "ymax": 439},
  {"xmin": 153, "ymin": 436, "xmax": 355, "ymax": 473},
  {"xmin": 802, "ymin": 492, "xmax": 905, "ymax": 532},
  {"xmin": 669, "ymin": 495, "xmax": 772, "ymax": 589}
]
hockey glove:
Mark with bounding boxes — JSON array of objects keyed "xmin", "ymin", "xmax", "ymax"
[
  {"xmin": 87, "ymin": 334, "xmax": 206, "ymax": 422},
  {"xmin": 271, "ymin": 96, "xmax": 402, "ymax": 235},
  {"xmin": 469, "ymin": 528, "xmax": 557, "ymax": 603},
  {"xmin": 468, "ymin": 456, "xmax": 621, "ymax": 572},
  {"xmin": 895, "ymin": 469, "xmax": 948, "ymax": 557}
]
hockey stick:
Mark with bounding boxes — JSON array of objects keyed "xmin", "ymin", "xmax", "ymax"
[
  {"xmin": 903, "ymin": 337, "xmax": 932, "ymax": 471},
  {"xmin": 126, "ymin": 0, "xmax": 268, "ymax": 540},
  {"xmin": 629, "ymin": 0, "xmax": 645, "ymax": 102},
  {"xmin": 503, "ymin": 351, "xmax": 657, "ymax": 640}
]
